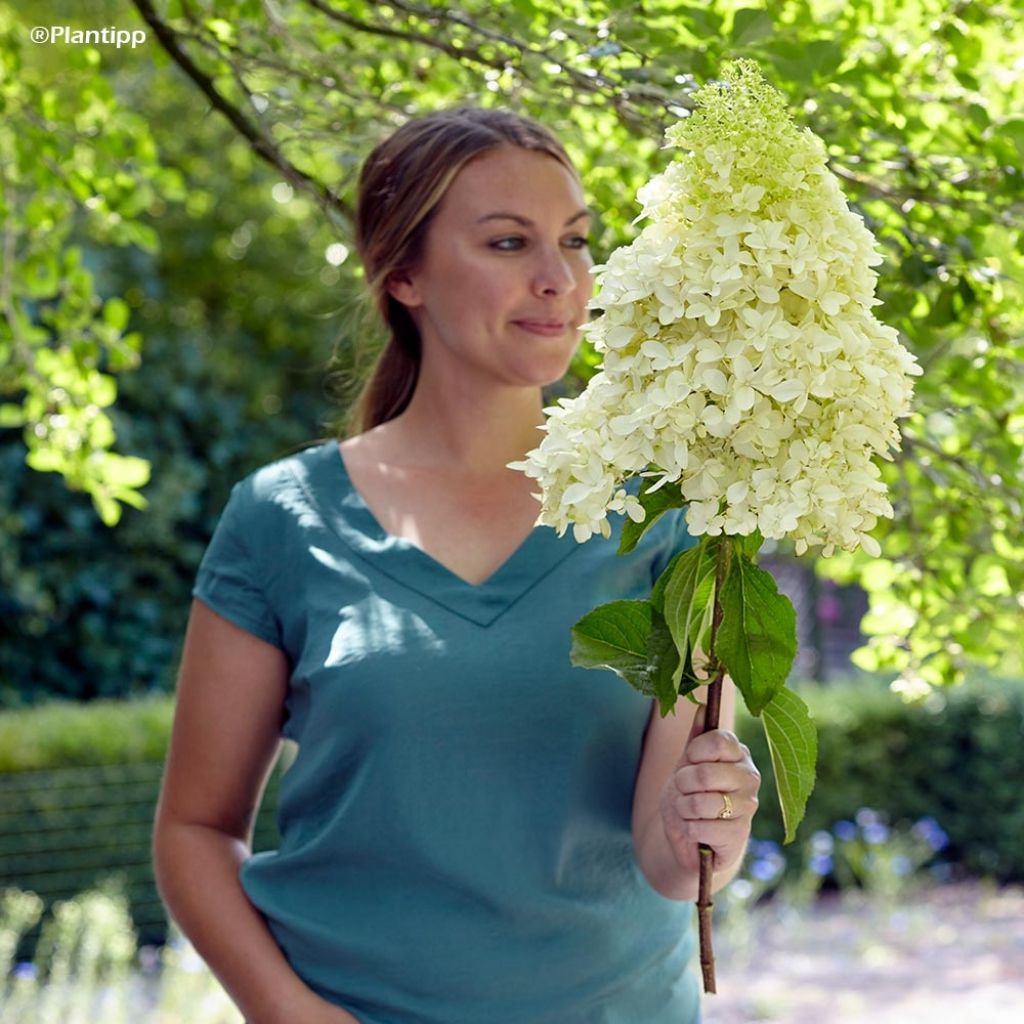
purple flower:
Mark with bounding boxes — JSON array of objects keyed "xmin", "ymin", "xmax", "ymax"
[
  {"xmin": 912, "ymin": 816, "xmax": 949, "ymax": 852},
  {"xmin": 809, "ymin": 853, "xmax": 833, "ymax": 876},
  {"xmin": 863, "ymin": 822, "xmax": 890, "ymax": 845},
  {"xmin": 750, "ymin": 857, "xmax": 781, "ymax": 881},
  {"xmin": 12, "ymin": 962, "xmax": 36, "ymax": 980},
  {"xmin": 749, "ymin": 839, "xmax": 781, "ymax": 858},
  {"xmin": 833, "ymin": 819, "xmax": 857, "ymax": 841},
  {"xmin": 855, "ymin": 807, "xmax": 882, "ymax": 828},
  {"xmin": 810, "ymin": 830, "xmax": 834, "ymax": 855}
]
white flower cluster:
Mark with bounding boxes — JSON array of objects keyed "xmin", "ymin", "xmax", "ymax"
[{"xmin": 513, "ymin": 60, "xmax": 921, "ymax": 557}]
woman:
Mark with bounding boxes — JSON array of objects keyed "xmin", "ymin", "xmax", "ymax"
[{"xmin": 153, "ymin": 105, "xmax": 761, "ymax": 1024}]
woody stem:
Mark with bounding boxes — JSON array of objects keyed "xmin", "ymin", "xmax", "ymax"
[{"xmin": 696, "ymin": 537, "xmax": 730, "ymax": 994}]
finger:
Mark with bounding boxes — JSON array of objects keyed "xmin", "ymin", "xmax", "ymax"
[
  {"xmin": 684, "ymin": 728, "xmax": 748, "ymax": 766},
  {"xmin": 664, "ymin": 815, "xmax": 750, "ymax": 850},
  {"xmin": 674, "ymin": 791, "xmax": 754, "ymax": 822},
  {"xmin": 674, "ymin": 761, "xmax": 759, "ymax": 796}
]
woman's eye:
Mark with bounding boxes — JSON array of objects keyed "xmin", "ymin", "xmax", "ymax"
[
  {"xmin": 490, "ymin": 236, "xmax": 592, "ymax": 251},
  {"xmin": 491, "ymin": 237, "xmax": 526, "ymax": 251}
]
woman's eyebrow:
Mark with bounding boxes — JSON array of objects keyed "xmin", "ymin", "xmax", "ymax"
[{"xmin": 475, "ymin": 208, "xmax": 593, "ymax": 227}]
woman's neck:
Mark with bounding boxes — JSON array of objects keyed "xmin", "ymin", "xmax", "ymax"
[{"xmin": 367, "ymin": 379, "xmax": 546, "ymax": 477}]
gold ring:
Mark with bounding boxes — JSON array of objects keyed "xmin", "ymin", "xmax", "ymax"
[{"xmin": 718, "ymin": 793, "xmax": 733, "ymax": 820}]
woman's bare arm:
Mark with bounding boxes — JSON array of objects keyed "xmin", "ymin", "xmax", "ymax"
[{"xmin": 153, "ymin": 600, "xmax": 359, "ymax": 1024}]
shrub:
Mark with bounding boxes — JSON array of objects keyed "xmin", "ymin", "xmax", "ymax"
[{"xmin": 737, "ymin": 674, "xmax": 1024, "ymax": 881}]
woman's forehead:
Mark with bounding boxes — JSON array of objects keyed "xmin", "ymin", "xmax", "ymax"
[{"xmin": 441, "ymin": 147, "xmax": 585, "ymax": 220}]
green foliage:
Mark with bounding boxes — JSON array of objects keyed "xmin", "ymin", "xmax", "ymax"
[
  {"xmin": 2, "ymin": 0, "xmax": 1022, "ymax": 702},
  {"xmin": 0, "ymin": 10, "xmax": 182, "ymax": 523},
  {"xmin": 737, "ymin": 675, "xmax": 1024, "ymax": 882},
  {"xmin": 0, "ymin": 8, "xmax": 338, "ymax": 704},
  {"xmin": 0, "ymin": 697, "xmax": 172, "ymax": 770},
  {"xmin": 577, "ymin": 537, "xmax": 812, "ymax": 839}
]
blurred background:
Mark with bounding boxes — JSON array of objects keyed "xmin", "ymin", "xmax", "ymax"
[{"xmin": 1, "ymin": 0, "xmax": 1022, "ymax": 1021}]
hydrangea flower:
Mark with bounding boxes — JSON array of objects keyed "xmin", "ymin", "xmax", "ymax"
[{"xmin": 513, "ymin": 60, "xmax": 922, "ymax": 557}]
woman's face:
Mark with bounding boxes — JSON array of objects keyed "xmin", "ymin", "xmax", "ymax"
[{"xmin": 387, "ymin": 144, "xmax": 594, "ymax": 389}]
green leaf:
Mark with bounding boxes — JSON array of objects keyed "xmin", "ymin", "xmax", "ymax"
[
  {"xmin": 734, "ymin": 529, "xmax": 764, "ymax": 561},
  {"xmin": 100, "ymin": 453, "xmax": 150, "ymax": 489},
  {"xmin": 102, "ymin": 297, "xmax": 130, "ymax": 331},
  {"xmin": 570, "ymin": 599, "xmax": 656, "ymax": 696},
  {"xmin": 716, "ymin": 555, "xmax": 797, "ymax": 716},
  {"xmin": 91, "ymin": 491, "xmax": 122, "ymax": 526},
  {"xmin": 761, "ymin": 688, "xmax": 817, "ymax": 843},
  {"xmin": 617, "ymin": 476, "xmax": 686, "ymax": 554},
  {"xmin": 662, "ymin": 538, "xmax": 718, "ymax": 656},
  {"xmin": 651, "ymin": 547, "xmax": 686, "ymax": 613},
  {"xmin": 647, "ymin": 605, "xmax": 682, "ymax": 716},
  {"xmin": 731, "ymin": 7, "xmax": 774, "ymax": 46},
  {"xmin": 0, "ymin": 403, "xmax": 25, "ymax": 427}
]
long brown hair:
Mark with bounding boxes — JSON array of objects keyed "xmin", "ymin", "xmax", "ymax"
[{"xmin": 347, "ymin": 106, "xmax": 580, "ymax": 435}]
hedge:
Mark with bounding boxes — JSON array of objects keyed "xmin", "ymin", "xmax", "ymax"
[
  {"xmin": 737, "ymin": 674, "xmax": 1024, "ymax": 881},
  {"xmin": 0, "ymin": 697, "xmax": 281, "ymax": 950}
]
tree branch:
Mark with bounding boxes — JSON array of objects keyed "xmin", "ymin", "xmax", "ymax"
[{"xmin": 130, "ymin": 0, "xmax": 351, "ymax": 228}]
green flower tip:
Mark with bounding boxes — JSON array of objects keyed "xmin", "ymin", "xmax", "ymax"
[{"xmin": 666, "ymin": 58, "xmax": 795, "ymax": 150}]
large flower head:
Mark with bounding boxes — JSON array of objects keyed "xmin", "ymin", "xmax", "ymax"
[{"xmin": 513, "ymin": 59, "xmax": 922, "ymax": 557}]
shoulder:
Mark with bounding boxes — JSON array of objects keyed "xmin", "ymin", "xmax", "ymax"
[
  {"xmin": 221, "ymin": 440, "xmax": 336, "ymax": 534},
  {"xmin": 245, "ymin": 439, "xmax": 330, "ymax": 498}
]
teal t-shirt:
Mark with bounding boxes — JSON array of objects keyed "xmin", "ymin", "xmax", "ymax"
[{"xmin": 192, "ymin": 439, "xmax": 700, "ymax": 1024}]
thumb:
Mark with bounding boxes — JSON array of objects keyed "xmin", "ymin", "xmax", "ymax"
[
  {"xmin": 688, "ymin": 700, "xmax": 707, "ymax": 742},
  {"xmin": 674, "ymin": 701, "xmax": 707, "ymax": 768}
]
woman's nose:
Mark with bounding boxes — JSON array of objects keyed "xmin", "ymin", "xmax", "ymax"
[{"xmin": 532, "ymin": 247, "xmax": 577, "ymax": 295}]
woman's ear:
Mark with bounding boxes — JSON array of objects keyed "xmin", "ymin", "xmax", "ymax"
[{"xmin": 385, "ymin": 270, "xmax": 423, "ymax": 309}]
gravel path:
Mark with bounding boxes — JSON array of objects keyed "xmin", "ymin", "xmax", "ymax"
[{"xmin": 702, "ymin": 881, "xmax": 1024, "ymax": 1023}]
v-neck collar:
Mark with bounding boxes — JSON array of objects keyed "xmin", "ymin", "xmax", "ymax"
[{"xmin": 295, "ymin": 441, "xmax": 584, "ymax": 628}]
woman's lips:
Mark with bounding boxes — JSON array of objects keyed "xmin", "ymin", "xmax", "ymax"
[{"xmin": 514, "ymin": 320, "xmax": 569, "ymax": 336}]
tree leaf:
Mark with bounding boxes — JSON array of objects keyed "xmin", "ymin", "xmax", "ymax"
[
  {"xmin": 731, "ymin": 7, "xmax": 774, "ymax": 46},
  {"xmin": 100, "ymin": 453, "xmax": 151, "ymax": 489},
  {"xmin": 102, "ymin": 297, "xmax": 130, "ymax": 331},
  {"xmin": 761, "ymin": 687, "xmax": 817, "ymax": 844},
  {"xmin": 716, "ymin": 555, "xmax": 797, "ymax": 716},
  {"xmin": 617, "ymin": 475, "xmax": 686, "ymax": 554}
]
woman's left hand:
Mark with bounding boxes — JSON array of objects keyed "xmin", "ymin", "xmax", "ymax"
[{"xmin": 658, "ymin": 704, "xmax": 761, "ymax": 878}]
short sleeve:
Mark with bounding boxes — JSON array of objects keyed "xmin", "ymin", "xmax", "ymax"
[
  {"xmin": 192, "ymin": 479, "xmax": 284, "ymax": 648},
  {"xmin": 648, "ymin": 506, "xmax": 697, "ymax": 585}
]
